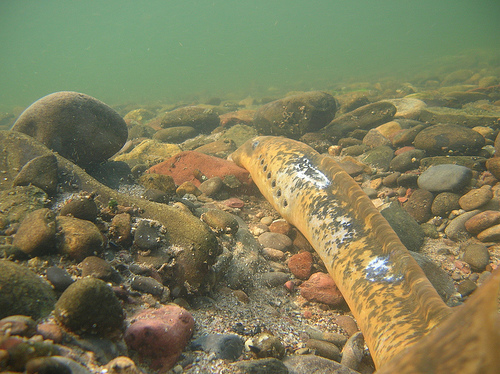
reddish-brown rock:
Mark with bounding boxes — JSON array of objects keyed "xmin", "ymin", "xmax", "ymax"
[
  {"xmin": 288, "ymin": 252, "xmax": 314, "ymax": 280},
  {"xmin": 299, "ymin": 272, "xmax": 344, "ymax": 306},
  {"xmin": 269, "ymin": 220, "xmax": 292, "ymax": 236},
  {"xmin": 147, "ymin": 151, "xmax": 251, "ymax": 187},
  {"xmin": 464, "ymin": 210, "xmax": 500, "ymax": 235},
  {"xmin": 125, "ymin": 305, "xmax": 194, "ymax": 372}
]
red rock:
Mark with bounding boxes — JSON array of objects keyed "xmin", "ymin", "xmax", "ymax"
[
  {"xmin": 299, "ymin": 272, "xmax": 344, "ymax": 306},
  {"xmin": 465, "ymin": 210, "xmax": 500, "ymax": 235},
  {"xmin": 288, "ymin": 252, "xmax": 314, "ymax": 280},
  {"xmin": 124, "ymin": 305, "xmax": 194, "ymax": 372},
  {"xmin": 147, "ymin": 151, "xmax": 251, "ymax": 187}
]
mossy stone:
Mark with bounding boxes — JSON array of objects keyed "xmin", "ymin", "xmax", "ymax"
[
  {"xmin": 0, "ymin": 260, "xmax": 56, "ymax": 320},
  {"xmin": 54, "ymin": 277, "xmax": 124, "ymax": 337}
]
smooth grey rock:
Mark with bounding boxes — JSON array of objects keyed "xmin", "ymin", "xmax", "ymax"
[
  {"xmin": 417, "ymin": 164, "xmax": 473, "ymax": 192},
  {"xmin": 381, "ymin": 202, "xmax": 425, "ymax": 251}
]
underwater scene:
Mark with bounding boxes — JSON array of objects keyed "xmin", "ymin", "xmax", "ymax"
[{"xmin": 0, "ymin": 1, "xmax": 500, "ymax": 373}]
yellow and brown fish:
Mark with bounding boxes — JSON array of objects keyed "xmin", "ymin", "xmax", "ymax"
[{"xmin": 231, "ymin": 136, "xmax": 500, "ymax": 373}]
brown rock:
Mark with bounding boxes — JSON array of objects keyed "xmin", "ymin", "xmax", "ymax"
[
  {"xmin": 477, "ymin": 224, "xmax": 500, "ymax": 243},
  {"xmin": 269, "ymin": 220, "xmax": 292, "ymax": 236},
  {"xmin": 11, "ymin": 91, "xmax": 128, "ymax": 168},
  {"xmin": 59, "ymin": 195, "xmax": 99, "ymax": 222},
  {"xmin": 431, "ymin": 192, "xmax": 461, "ymax": 217},
  {"xmin": 152, "ymin": 126, "xmax": 197, "ymax": 143},
  {"xmin": 176, "ymin": 181, "xmax": 202, "ymax": 196},
  {"xmin": 12, "ymin": 208, "xmax": 56, "ymax": 256},
  {"xmin": 254, "ymin": 91, "xmax": 337, "ymax": 138},
  {"xmin": 138, "ymin": 173, "xmax": 176, "ymax": 194},
  {"xmin": 332, "ymin": 315, "xmax": 359, "ymax": 337},
  {"xmin": 158, "ymin": 106, "xmax": 220, "ymax": 133},
  {"xmin": 194, "ymin": 139, "xmax": 236, "ymax": 158},
  {"xmin": 305, "ymin": 339, "xmax": 341, "ymax": 361},
  {"xmin": 462, "ymin": 243, "xmax": 490, "ymax": 271},
  {"xmin": 459, "ymin": 185, "xmax": 493, "ymax": 211},
  {"xmin": 219, "ymin": 109, "xmax": 255, "ymax": 127},
  {"xmin": 13, "ymin": 154, "xmax": 58, "ymax": 195},
  {"xmin": 382, "ymin": 98, "xmax": 427, "ymax": 119},
  {"xmin": 413, "ymin": 123, "xmax": 485, "ymax": 156},
  {"xmin": 299, "ymin": 272, "xmax": 344, "ymax": 306},
  {"xmin": 404, "ymin": 189, "xmax": 434, "ymax": 223},
  {"xmin": 465, "ymin": 210, "xmax": 500, "ymax": 235},
  {"xmin": 109, "ymin": 213, "xmax": 132, "ymax": 246},
  {"xmin": 323, "ymin": 101, "xmax": 396, "ymax": 139},
  {"xmin": 147, "ymin": 151, "xmax": 250, "ymax": 187},
  {"xmin": 288, "ymin": 252, "xmax": 314, "ymax": 280},
  {"xmin": 56, "ymin": 216, "xmax": 104, "ymax": 261},
  {"xmin": 486, "ymin": 157, "xmax": 500, "ymax": 180}
]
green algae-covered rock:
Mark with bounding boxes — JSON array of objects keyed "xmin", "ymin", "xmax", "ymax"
[
  {"xmin": 0, "ymin": 260, "xmax": 56, "ymax": 320},
  {"xmin": 54, "ymin": 277, "xmax": 124, "ymax": 337}
]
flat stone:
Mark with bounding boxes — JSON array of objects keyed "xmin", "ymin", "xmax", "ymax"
[
  {"xmin": 12, "ymin": 208, "xmax": 56, "ymax": 257},
  {"xmin": 191, "ymin": 334, "xmax": 244, "ymax": 361},
  {"xmin": 389, "ymin": 149, "xmax": 425, "ymax": 172},
  {"xmin": 306, "ymin": 339, "xmax": 341, "ymax": 362},
  {"xmin": 158, "ymin": 106, "xmax": 220, "ymax": 133},
  {"xmin": 359, "ymin": 145, "xmax": 394, "ymax": 171},
  {"xmin": 445, "ymin": 210, "xmax": 480, "ymax": 241},
  {"xmin": 56, "ymin": 216, "xmax": 104, "ymax": 261},
  {"xmin": 380, "ymin": 202, "xmax": 425, "ymax": 251},
  {"xmin": 12, "ymin": 154, "xmax": 58, "ymax": 195},
  {"xmin": 382, "ymin": 98, "xmax": 427, "ymax": 119},
  {"xmin": 404, "ymin": 189, "xmax": 434, "ymax": 223},
  {"xmin": 417, "ymin": 164, "xmax": 473, "ymax": 192}
]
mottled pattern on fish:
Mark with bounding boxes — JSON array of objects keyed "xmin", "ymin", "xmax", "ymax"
[{"xmin": 231, "ymin": 136, "xmax": 499, "ymax": 371}]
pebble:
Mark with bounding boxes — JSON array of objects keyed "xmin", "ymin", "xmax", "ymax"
[
  {"xmin": 444, "ymin": 210, "xmax": 480, "ymax": 242},
  {"xmin": 260, "ymin": 216, "xmax": 274, "ymax": 226},
  {"xmin": 152, "ymin": 126, "xmax": 197, "ymax": 143},
  {"xmin": 138, "ymin": 173, "xmax": 177, "ymax": 194},
  {"xmin": 359, "ymin": 145, "xmax": 394, "ymax": 171},
  {"xmin": 124, "ymin": 304, "xmax": 194, "ymax": 372},
  {"xmin": 262, "ymin": 247, "xmax": 286, "ymax": 261},
  {"xmin": 362, "ymin": 128, "xmax": 392, "ymax": 148},
  {"xmin": 477, "ymin": 224, "xmax": 500, "ymax": 242},
  {"xmin": 269, "ymin": 220, "xmax": 293, "ymax": 235},
  {"xmin": 54, "ymin": 277, "xmax": 124, "ymax": 337},
  {"xmin": 383, "ymin": 98, "xmax": 427, "ymax": 119},
  {"xmin": 389, "ymin": 149, "xmax": 425, "ymax": 172},
  {"xmin": 464, "ymin": 210, "xmax": 500, "ymax": 235},
  {"xmin": 253, "ymin": 91, "xmax": 337, "ymax": 137},
  {"xmin": 258, "ymin": 232, "xmax": 293, "ymax": 251},
  {"xmin": 305, "ymin": 338, "xmax": 341, "ymax": 361},
  {"xmin": 191, "ymin": 333, "xmax": 244, "ymax": 361},
  {"xmin": 392, "ymin": 124, "xmax": 426, "ymax": 147},
  {"xmin": 413, "ymin": 123, "xmax": 485, "ymax": 156},
  {"xmin": 60, "ymin": 195, "xmax": 99, "ymax": 222},
  {"xmin": 199, "ymin": 176, "xmax": 224, "ymax": 197},
  {"xmin": 176, "ymin": 181, "xmax": 202, "ymax": 196},
  {"xmin": 26, "ymin": 356, "xmax": 92, "ymax": 374},
  {"xmin": 222, "ymin": 197, "xmax": 245, "ymax": 208},
  {"xmin": 12, "ymin": 208, "xmax": 56, "ymax": 257},
  {"xmin": 158, "ymin": 106, "xmax": 220, "ymax": 133},
  {"xmin": 332, "ymin": 315, "xmax": 359, "ymax": 337},
  {"xmin": 417, "ymin": 164, "xmax": 473, "ymax": 192},
  {"xmin": 46, "ymin": 266, "xmax": 74, "ymax": 291},
  {"xmin": 299, "ymin": 272, "xmax": 344, "ymax": 307},
  {"xmin": 340, "ymin": 332, "xmax": 364, "ymax": 370},
  {"xmin": 109, "ymin": 213, "xmax": 133, "ymax": 246},
  {"xmin": 261, "ymin": 272, "xmax": 290, "ymax": 288},
  {"xmin": 0, "ymin": 315, "xmax": 37, "ymax": 337},
  {"xmin": 104, "ymin": 356, "xmax": 143, "ymax": 374},
  {"xmin": 233, "ymin": 357, "xmax": 289, "ymax": 374},
  {"xmin": 431, "ymin": 192, "xmax": 461, "ymax": 217},
  {"xmin": 133, "ymin": 220, "xmax": 162, "ymax": 250},
  {"xmin": 284, "ymin": 354, "xmax": 359, "ymax": 374},
  {"xmin": 246, "ymin": 332, "xmax": 285, "ymax": 359},
  {"xmin": 56, "ymin": 216, "xmax": 104, "ymax": 261},
  {"xmin": 288, "ymin": 251, "xmax": 314, "ymax": 280},
  {"xmin": 458, "ymin": 185, "xmax": 493, "ymax": 211},
  {"xmin": 131, "ymin": 275, "xmax": 167, "ymax": 297},
  {"xmin": 201, "ymin": 209, "xmax": 239, "ymax": 234},
  {"xmin": 404, "ymin": 189, "xmax": 434, "ymax": 223},
  {"xmin": 81, "ymin": 256, "xmax": 120, "ymax": 283},
  {"xmin": 462, "ymin": 243, "xmax": 490, "ymax": 273},
  {"xmin": 457, "ymin": 279, "xmax": 477, "ymax": 297}
]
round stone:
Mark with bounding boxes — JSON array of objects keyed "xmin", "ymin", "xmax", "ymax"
[
  {"xmin": 12, "ymin": 91, "xmax": 128, "ymax": 168},
  {"xmin": 417, "ymin": 164, "xmax": 473, "ymax": 192},
  {"xmin": 431, "ymin": 192, "xmax": 461, "ymax": 217},
  {"xmin": 54, "ymin": 277, "xmax": 124, "ymax": 336},
  {"xmin": 462, "ymin": 243, "xmax": 490, "ymax": 272},
  {"xmin": 258, "ymin": 232, "xmax": 293, "ymax": 251}
]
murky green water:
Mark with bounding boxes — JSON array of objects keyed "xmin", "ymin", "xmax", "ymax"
[{"xmin": 1, "ymin": 0, "xmax": 499, "ymax": 111}]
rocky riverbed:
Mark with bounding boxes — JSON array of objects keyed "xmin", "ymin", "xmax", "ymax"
[{"xmin": 1, "ymin": 64, "xmax": 500, "ymax": 374}]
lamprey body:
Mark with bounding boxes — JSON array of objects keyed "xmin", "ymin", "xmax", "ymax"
[{"xmin": 231, "ymin": 136, "xmax": 500, "ymax": 373}]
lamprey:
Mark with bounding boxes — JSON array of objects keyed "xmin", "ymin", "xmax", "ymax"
[{"xmin": 231, "ymin": 136, "xmax": 499, "ymax": 373}]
